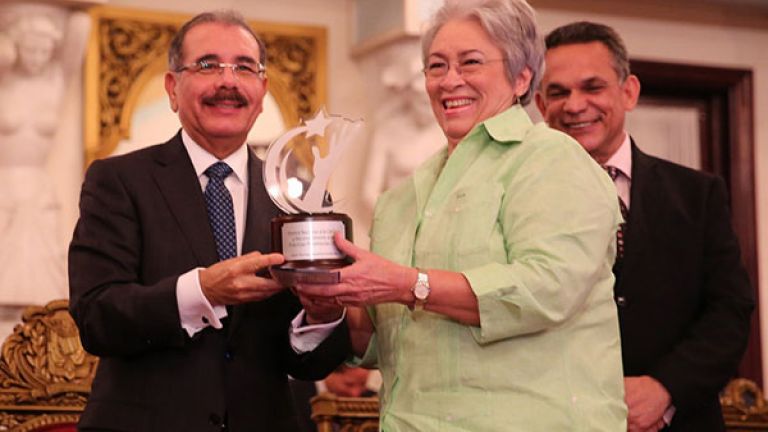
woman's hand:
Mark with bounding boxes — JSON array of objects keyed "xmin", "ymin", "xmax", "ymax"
[
  {"xmin": 295, "ymin": 233, "xmax": 416, "ymax": 308},
  {"xmin": 297, "ymin": 233, "xmax": 481, "ymax": 326}
]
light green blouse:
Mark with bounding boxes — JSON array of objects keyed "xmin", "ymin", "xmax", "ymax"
[{"xmin": 362, "ymin": 106, "xmax": 626, "ymax": 431}]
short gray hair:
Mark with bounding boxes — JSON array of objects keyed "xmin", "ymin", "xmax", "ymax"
[
  {"xmin": 168, "ymin": 10, "xmax": 266, "ymax": 71},
  {"xmin": 421, "ymin": 0, "xmax": 544, "ymax": 105}
]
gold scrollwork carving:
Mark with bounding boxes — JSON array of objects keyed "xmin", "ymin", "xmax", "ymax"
[
  {"xmin": 311, "ymin": 393, "xmax": 380, "ymax": 432},
  {"xmin": 95, "ymin": 18, "xmax": 177, "ymax": 159},
  {"xmin": 0, "ymin": 300, "xmax": 97, "ymax": 430},
  {"xmin": 84, "ymin": 6, "xmax": 327, "ymax": 167}
]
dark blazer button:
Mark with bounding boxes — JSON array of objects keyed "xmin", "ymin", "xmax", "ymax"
[
  {"xmin": 209, "ymin": 413, "xmax": 222, "ymax": 425},
  {"xmin": 615, "ymin": 296, "xmax": 628, "ymax": 307},
  {"xmin": 224, "ymin": 350, "xmax": 234, "ymax": 361}
]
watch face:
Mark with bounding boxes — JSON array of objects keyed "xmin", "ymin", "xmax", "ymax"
[{"xmin": 414, "ymin": 282, "xmax": 429, "ymax": 300}]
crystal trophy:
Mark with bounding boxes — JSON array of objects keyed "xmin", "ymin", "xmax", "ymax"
[{"xmin": 263, "ymin": 109, "xmax": 363, "ymax": 285}]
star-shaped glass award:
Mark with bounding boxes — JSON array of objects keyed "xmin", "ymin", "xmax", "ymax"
[{"xmin": 263, "ymin": 109, "xmax": 363, "ymax": 284}]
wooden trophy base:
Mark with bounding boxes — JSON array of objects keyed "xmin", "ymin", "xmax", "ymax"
[{"xmin": 270, "ymin": 213, "xmax": 353, "ymax": 285}]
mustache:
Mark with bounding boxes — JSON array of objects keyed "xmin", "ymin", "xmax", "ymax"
[{"xmin": 202, "ymin": 89, "xmax": 248, "ymax": 106}]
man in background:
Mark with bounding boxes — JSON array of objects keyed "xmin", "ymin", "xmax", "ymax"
[
  {"xmin": 536, "ymin": 21, "xmax": 754, "ymax": 431},
  {"xmin": 69, "ymin": 10, "xmax": 349, "ymax": 431}
]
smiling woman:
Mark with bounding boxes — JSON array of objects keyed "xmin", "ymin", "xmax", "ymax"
[
  {"xmin": 292, "ymin": 0, "xmax": 627, "ymax": 430},
  {"xmin": 84, "ymin": 5, "xmax": 326, "ymax": 167},
  {"xmin": 423, "ymin": 17, "xmax": 524, "ymax": 152}
]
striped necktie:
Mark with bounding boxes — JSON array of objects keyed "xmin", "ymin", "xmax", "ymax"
[{"xmin": 603, "ymin": 165, "xmax": 628, "ymax": 259}]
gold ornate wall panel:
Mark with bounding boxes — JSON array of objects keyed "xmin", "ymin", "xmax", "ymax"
[{"xmin": 84, "ymin": 6, "xmax": 327, "ymax": 166}]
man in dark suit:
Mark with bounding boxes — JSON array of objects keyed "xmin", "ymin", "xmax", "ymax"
[
  {"xmin": 536, "ymin": 21, "xmax": 754, "ymax": 432},
  {"xmin": 69, "ymin": 10, "xmax": 349, "ymax": 432}
]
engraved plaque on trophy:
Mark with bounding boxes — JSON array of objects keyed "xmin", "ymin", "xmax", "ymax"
[{"xmin": 263, "ymin": 109, "xmax": 362, "ymax": 285}]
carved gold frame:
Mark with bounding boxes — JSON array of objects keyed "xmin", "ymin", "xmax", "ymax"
[{"xmin": 83, "ymin": 6, "xmax": 327, "ymax": 166}]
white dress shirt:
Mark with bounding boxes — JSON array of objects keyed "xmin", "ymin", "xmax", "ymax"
[{"xmin": 603, "ymin": 132, "xmax": 632, "ymax": 209}]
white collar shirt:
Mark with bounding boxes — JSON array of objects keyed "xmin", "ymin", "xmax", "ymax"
[{"xmin": 603, "ymin": 132, "xmax": 632, "ymax": 209}]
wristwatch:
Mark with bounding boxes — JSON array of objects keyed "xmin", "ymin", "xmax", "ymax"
[{"xmin": 411, "ymin": 269, "xmax": 431, "ymax": 311}]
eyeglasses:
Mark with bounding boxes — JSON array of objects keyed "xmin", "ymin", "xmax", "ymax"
[
  {"xmin": 175, "ymin": 60, "xmax": 266, "ymax": 80},
  {"xmin": 424, "ymin": 58, "xmax": 506, "ymax": 79}
]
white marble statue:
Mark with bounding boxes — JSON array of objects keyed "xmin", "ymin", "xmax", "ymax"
[
  {"xmin": 0, "ymin": 4, "xmax": 89, "ymax": 305},
  {"xmin": 362, "ymin": 52, "xmax": 445, "ymax": 212}
]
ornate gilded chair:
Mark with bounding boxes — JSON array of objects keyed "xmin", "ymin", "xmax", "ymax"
[
  {"xmin": 722, "ymin": 378, "xmax": 768, "ymax": 431},
  {"xmin": 311, "ymin": 393, "xmax": 379, "ymax": 432},
  {"xmin": 0, "ymin": 300, "xmax": 97, "ymax": 432}
]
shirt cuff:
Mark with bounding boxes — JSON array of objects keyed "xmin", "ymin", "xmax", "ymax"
[
  {"xmin": 177, "ymin": 267, "xmax": 228, "ymax": 337},
  {"xmin": 289, "ymin": 309, "xmax": 346, "ymax": 354},
  {"xmin": 663, "ymin": 405, "xmax": 676, "ymax": 425}
]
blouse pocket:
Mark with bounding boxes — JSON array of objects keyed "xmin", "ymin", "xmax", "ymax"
[{"xmin": 441, "ymin": 182, "xmax": 504, "ymax": 262}]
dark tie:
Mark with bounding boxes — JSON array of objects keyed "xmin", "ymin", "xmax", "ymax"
[
  {"xmin": 204, "ymin": 162, "xmax": 237, "ymax": 261},
  {"xmin": 603, "ymin": 165, "xmax": 628, "ymax": 259}
]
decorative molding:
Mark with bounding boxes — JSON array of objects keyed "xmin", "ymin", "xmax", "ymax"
[
  {"xmin": 530, "ymin": 0, "xmax": 768, "ymax": 30},
  {"xmin": 28, "ymin": 0, "xmax": 105, "ymax": 7},
  {"xmin": 721, "ymin": 378, "xmax": 768, "ymax": 429},
  {"xmin": 0, "ymin": 299, "xmax": 97, "ymax": 430},
  {"xmin": 351, "ymin": 0, "xmax": 438, "ymax": 57},
  {"xmin": 311, "ymin": 392, "xmax": 379, "ymax": 432},
  {"xmin": 84, "ymin": 6, "xmax": 327, "ymax": 167}
]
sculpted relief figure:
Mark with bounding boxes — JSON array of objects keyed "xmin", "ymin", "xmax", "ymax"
[
  {"xmin": 0, "ymin": 5, "xmax": 89, "ymax": 305},
  {"xmin": 362, "ymin": 53, "xmax": 445, "ymax": 212}
]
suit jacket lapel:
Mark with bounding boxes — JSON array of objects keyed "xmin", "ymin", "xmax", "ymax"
[
  {"xmin": 152, "ymin": 135, "xmax": 283, "ymax": 338},
  {"xmin": 152, "ymin": 133, "xmax": 219, "ymax": 267},
  {"xmin": 617, "ymin": 141, "xmax": 661, "ymax": 293}
]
